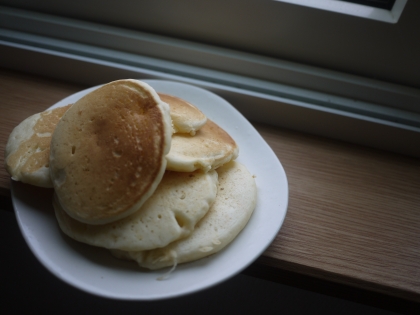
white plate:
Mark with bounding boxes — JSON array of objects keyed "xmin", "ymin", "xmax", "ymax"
[{"xmin": 11, "ymin": 80, "xmax": 288, "ymax": 300}]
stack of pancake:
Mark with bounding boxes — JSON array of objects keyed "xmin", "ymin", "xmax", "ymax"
[{"xmin": 5, "ymin": 79, "xmax": 257, "ymax": 271}]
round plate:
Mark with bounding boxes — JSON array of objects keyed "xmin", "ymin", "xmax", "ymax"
[{"xmin": 11, "ymin": 80, "xmax": 288, "ymax": 300}]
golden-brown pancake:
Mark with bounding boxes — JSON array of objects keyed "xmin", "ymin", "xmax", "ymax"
[
  {"xmin": 166, "ymin": 119, "xmax": 239, "ymax": 172},
  {"xmin": 50, "ymin": 79, "xmax": 172, "ymax": 225},
  {"xmin": 111, "ymin": 161, "xmax": 257, "ymax": 270},
  {"xmin": 54, "ymin": 170, "xmax": 218, "ymax": 251},
  {"xmin": 4, "ymin": 104, "xmax": 72, "ymax": 187},
  {"xmin": 158, "ymin": 93, "xmax": 207, "ymax": 135}
]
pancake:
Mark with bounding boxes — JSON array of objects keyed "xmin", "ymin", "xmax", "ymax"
[
  {"xmin": 158, "ymin": 93, "xmax": 207, "ymax": 135},
  {"xmin": 111, "ymin": 161, "xmax": 256, "ymax": 270},
  {"xmin": 54, "ymin": 170, "xmax": 218, "ymax": 251},
  {"xmin": 3, "ymin": 91, "xmax": 206, "ymax": 188},
  {"xmin": 50, "ymin": 79, "xmax": 172, "ymax": 225},
  {"xmin": 166, "ymin": 119, "xmax": 239, "ymax": 172},
  {"xmin": 4, "ymin": 104, "xmax": 72, "ymax": 187}
]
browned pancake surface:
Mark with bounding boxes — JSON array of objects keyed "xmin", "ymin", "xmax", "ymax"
[
  {"xmin": 166, "ymin": 119, "xmax": 239, "ymax": 172},
  {"xmin": 50, "ymin": 80, "xmax": 171, "ymax": 224},
  {"xmin": 5, "ymin": 104, "xmax": 72, "ymax": 187},
  {"xmin": 158, "ymin": 93, "xmax": 207, "ymax": 135}
]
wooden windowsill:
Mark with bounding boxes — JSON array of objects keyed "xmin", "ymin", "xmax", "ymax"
[{"xmin": 1, "ymin": 68, "xmax": 419, "ymax": 306}]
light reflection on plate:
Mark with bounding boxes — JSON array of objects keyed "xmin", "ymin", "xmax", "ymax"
[{"xmin": 11, "ymin": 80, "xmax": 288, "ymax": 300}]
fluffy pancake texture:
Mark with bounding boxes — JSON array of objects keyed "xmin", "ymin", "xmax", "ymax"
[
  {"xmin": 54, "ymin": 170, "xmax": 218, "ymax": 251},
  {"xmin": 111, "ymin": 161, "xmax": 256, "ymax": 269},
  {"xmin": 158, "ymin": 93, "xmax": 207, "ymax": 135},
  {"xmin": 4, "ymin": 104, "xmax": 72, "ymax": 187},
  {"xmin": 166, "ymin": 119, "xmax": 239, "ymax": 172},
  {"xmin": 50, "ymin": 79, "xmax": 172, "ymax": 225}
]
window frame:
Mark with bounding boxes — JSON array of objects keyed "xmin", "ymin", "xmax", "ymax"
[
  {"xmin": 274, "ymin": 0, "xmax": 407, "ymax": 23},
  {"xmin": 0, "ymin": 4, "xmax": 419, "ymax": 157}
]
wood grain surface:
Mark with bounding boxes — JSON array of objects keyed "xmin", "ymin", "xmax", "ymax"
[
  {"xmin": 256, "ymin": 124, "xmax": 420, "ymax": 301},
  {"xmin": 1, "ymin": 68, "xmax": 419, "ymax": 302}
]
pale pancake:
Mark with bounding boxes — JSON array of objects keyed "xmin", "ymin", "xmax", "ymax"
[
  {"xmin": 50, "ymin": 79, "xmax": 172, "ymax": 225},
  {"xmin": 158, "ymin": 93, "xmax": 207, "ymax": 135},
  {"xmin": 54, "ymin": 170, "xmax": 218, "ymax": 251},
  {"xmin": 4, "ymin": 104, "xmax": 72, "ymax": 188},
  {"xmin": 112, "ymin": 161, "xmax": 256, "ymax": 270},
  {"xmin": 166, "ymin": 119, "xmax": 239, "ymax": 172}
]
